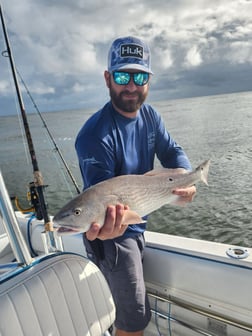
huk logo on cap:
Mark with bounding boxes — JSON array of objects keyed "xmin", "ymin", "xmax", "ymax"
[{"xmin": 120, "ymin": 44, "xmax": 143, "ymax": 59}]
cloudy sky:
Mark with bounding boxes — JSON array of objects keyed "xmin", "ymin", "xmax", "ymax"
[{"xmin": 0, "ymin": 0, "xmax": 252, "ymax": 116}]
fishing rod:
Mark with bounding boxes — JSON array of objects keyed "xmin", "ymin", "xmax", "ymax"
[
  {"xmin": 0, "ymin": 5, "xmax": 56, "ymax": 249},
  {"xmin": 16, "ymin": 70, "xmax": 81, "ymax": 195}
]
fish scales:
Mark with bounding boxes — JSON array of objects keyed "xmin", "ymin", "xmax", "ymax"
[
  {"xmin": 111, "ymin": 175, "xmax": 176, "ymax": 215},
  {"xmin": 100, "ymin": 174, "xmax": 177, "ymax": 214}
]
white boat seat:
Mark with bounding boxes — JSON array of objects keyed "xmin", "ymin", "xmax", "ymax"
[{"xmin": 0, "ymin": 252, "xmax": 115, "ymax": 336}]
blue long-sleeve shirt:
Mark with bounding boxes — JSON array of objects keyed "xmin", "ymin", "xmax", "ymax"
[{"xmin": 75, "ymin": 101, "xmax": 191, "ymax": 235}]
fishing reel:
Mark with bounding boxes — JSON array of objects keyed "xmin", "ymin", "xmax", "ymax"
[
  {"xmin": 27, "ymin": 182, "xmax": 48, "ymax": 220},
  {"xmin": 13, "ymin": 182, "xmax": 48, "ymax": 221},
  {"xmin": 27, "ymin": 182, "xmax": 41, "ymax": 220}
]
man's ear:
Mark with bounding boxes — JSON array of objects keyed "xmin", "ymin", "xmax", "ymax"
[{"xmin": 104, "ymin": 70, "xmax": 110, "ymax": 88}]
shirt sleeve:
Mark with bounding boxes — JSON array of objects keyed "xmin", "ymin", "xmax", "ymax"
[{"xmin": 75, "ymin": 134, "xmax": 116, "ymax": 190}]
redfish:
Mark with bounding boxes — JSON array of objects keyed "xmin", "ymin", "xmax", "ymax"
[{"xmin": 53, "ymin": 160, "xmax": 210, "ymax": 235}]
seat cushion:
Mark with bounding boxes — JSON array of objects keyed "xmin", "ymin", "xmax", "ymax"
[{"xmin": 0, "ymin": 253, "xmax": 115, "ymax": 335}]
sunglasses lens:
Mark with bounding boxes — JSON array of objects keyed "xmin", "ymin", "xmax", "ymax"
[
  {"xmin": 112, "ymin": 72, "xmax": 149, "ymax": 86},
  {"xmin": 133, "ymin": 73, "xmax": 149, "ymax": 86},
  {"xmin": 113, "ymin": 72, "xmax": 130, "ymax": 85}
]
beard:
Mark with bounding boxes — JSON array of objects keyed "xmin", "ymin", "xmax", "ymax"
[{"xmin": 109, "ymin": 86, "xmax": 148, "ymax": 114}]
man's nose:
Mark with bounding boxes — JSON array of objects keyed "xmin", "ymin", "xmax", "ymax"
[{"xmin": 125, "ymin": 77, "xmax": 137, "ymax": 90}]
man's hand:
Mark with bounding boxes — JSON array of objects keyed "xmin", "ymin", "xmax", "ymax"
[
  {"xmin": 172, "ymin": 185, "xmax": 197, "ymax": 206},
  {"xmin": 86, "ymin": 204, "xmax": 129, "ymax": 241}
]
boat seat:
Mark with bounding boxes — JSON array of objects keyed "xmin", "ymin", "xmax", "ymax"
[{"xmin": 0, "ymin": 252, "xmax": 115, "ymax": 336}]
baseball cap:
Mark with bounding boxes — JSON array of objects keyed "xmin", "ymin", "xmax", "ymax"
[{"xmin": 108, "ymin": 36, "xmax": 153, "ymax": 74}]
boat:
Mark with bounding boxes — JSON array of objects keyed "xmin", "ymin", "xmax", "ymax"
[{"xmin": 1, "ymin": 5, "xmax": 252, "ymax": 336}]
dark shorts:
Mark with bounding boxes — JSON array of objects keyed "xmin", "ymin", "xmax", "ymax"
[{"xmin": 83, "ymin": 234, "xmax": 151, "ymax": 332}]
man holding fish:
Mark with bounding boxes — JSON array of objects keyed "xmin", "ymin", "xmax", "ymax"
[{"xmin": 75, "ymin": 36, "xmax": 196, "ymax": 336}]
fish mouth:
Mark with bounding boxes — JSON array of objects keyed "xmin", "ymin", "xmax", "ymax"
[{"xmin": 55, "ymin": 226, "xmax": 82, "ymax": 236}]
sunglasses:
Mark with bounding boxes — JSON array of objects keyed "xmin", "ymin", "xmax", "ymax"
[{"xmin": 112, "ymin": 71, "xmax": 149, "ymax": 86}]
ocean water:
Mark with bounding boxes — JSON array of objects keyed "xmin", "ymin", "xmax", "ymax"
[{"xmin": 1, "ymin": 91, "xmax": 252, "ymax": 246}]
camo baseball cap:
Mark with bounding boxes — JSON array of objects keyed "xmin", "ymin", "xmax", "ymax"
[{"xmin": 108, "ymin": 36, "xmax": 153, "ymax": 74}]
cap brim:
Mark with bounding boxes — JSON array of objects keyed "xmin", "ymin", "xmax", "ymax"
[{"xmin": 112, "ymin": 63, "xmax": 153, "ymax": 74}]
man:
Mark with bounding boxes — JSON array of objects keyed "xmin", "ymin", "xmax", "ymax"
[{"xmin": 75, "ymin": 36, "xmax": 196, "ymax": 336}]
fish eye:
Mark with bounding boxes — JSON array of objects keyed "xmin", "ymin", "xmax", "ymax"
[
  {"xmin": 73, "ymin": 208, "xmax": 82, "ymax": 216},
  {"xmin": 169, "ymin": 177, "xmax": 173, "ymax": 181}
]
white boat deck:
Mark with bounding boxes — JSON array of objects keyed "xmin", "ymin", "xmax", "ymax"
[{"xmin": 1, "ymin": 193, "xmax": 252, "ymax": 335}]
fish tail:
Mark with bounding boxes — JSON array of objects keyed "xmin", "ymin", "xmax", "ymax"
[{"xmin": 199, "ymin": 159, "xmax": 210, "ymax": 186}]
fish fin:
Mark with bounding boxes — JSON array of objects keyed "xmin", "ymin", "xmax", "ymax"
[
  {"xmin": 122, "ymin": 210, "xmax": 146, "ymax": 225},
  {"xmin": 145, "ymin": 167, "xmax": 187, "ymax": 176},
  {"xmin": 144, "ymin": 169, "xmax": 164, "ymax": 176},
  {"xmin": 170, "ymin": 195, "xmax": 187, "ymax": 207},
  {"xmin": 198, "ymin": 159, "xmax": 210, "ymax": 186}
]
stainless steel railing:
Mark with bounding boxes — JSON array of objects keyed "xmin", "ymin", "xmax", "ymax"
[
  {"xmin": 0, "ymin": 170, "xmax": 33, "ymax": 266},
  {"xmin": 148, "ymin": 291, "xmax": 252, "ymax": 335}
]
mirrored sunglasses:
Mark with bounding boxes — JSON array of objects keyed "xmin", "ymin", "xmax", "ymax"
[{"xmin": 113, "ymin": 71, "xmax": 149, "ymax": 86}]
